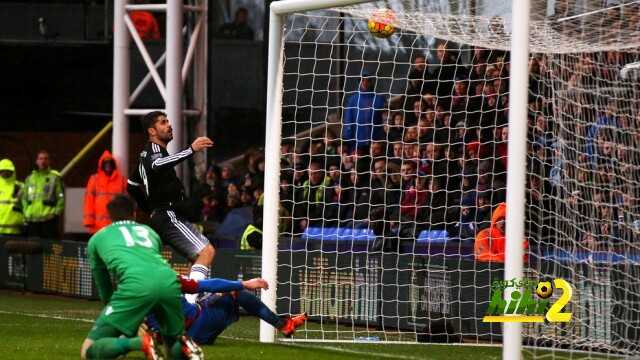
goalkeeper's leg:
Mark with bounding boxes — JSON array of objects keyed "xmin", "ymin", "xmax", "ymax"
[
  {"xmin": 81, "ymin": 322, "xmax": 159, "ymax": 360},
  {"xmin": 153, "ymin": 288, "xmax": 203, "ymax": 360}
]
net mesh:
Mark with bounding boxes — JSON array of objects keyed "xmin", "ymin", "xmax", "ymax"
[{"xmin": 274, "ymin": 0, "xmax": 640, "ymax": 356}]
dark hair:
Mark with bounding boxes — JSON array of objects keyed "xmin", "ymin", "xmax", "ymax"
[
  {"xmin": 309, "ymin": 160, "xmax": 323, "ymax": 170},
  {"xmin": 107, "ymin": 195, "xmax": 135, "ymax": 221},
  {"xmin": 140, "ymin": 111, "xmax": 167, "ymax": 132}
]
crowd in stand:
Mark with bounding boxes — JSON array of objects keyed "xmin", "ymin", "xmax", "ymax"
[
  {"xmin": 279, "ymin": 43, "xmax": 516, "ymax": 253},
  {"xmin": 194, "ymin": 42, "xmax": 640, "ymax": 257},
  {"xmin": 3, "ymin": 42, "xmax": 639, "ymax": 259}
]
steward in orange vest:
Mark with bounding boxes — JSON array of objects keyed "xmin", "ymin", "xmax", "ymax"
[
  {"xmin": 474, "ymin": 202, "xmax": 529, "ymax": 263},
  {"xmin": 83, "ymin": 151, "xmax": 127, "ymax": 233}
]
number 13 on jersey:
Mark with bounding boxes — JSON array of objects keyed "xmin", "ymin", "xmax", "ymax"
[{"xmin": 119, "ymin": 226, "xmax": 155, "ymax": 248}]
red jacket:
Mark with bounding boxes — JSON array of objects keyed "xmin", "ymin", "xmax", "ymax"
[
  {"xmin": 83, "ymin": 151, "xmax": 127, "ymax": 233},
  {"xmin": 474, "ymin": 202, "xmax": 528, "ymax": 263},
  {"xmin": 400, "ymin": 186, "xmax": 427, "ymax": 218}
]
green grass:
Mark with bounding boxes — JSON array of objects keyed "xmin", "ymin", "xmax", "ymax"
[{"xmin": 0, "ymin": 290, "xmax": 618, "ymax": 360}]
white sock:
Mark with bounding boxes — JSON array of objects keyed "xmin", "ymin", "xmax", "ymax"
[{"xmin": 185, "ymin": 264, "xmax": 209, "ymax": 304}]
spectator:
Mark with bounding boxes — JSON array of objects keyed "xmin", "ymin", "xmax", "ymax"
[
  {"xmin": 451, "ymin": 196, "xmax": 477, "ymax": 242},
  {"xmin": 326, "ymin": 164, "xmax": 342, "ymax": 206},
  {"xmin": 432, "ymin": 42, "xmax": 457, "ymax": 97},
  {"xmin": 403, "ymin": 125, "xmax": 419, "ymax": 143},
  {"xmin": 475, "ymin": 202, "xmax": 529, "ymax": 263},
  {"xmin": 403, "ymin": 143, "xmax": 420, "ymax": 161},
  {"xmin": 418, "ymin": 112, "xmax": 436, "ymax": 143},
  {"xmin": 475, "ymin": 193, "xmax": 492, "ymax": 231},
  {"xmin": 341, "ymin": 151, "xmax": 355, "ymax": 172},
  {"xmin": 240, "ymin": 190, "xmax": 254, "ymax": 207},
  {"xmin": 450, "ymin": 79, "xmax": 469, "ymax": 125},
  {"xmin": 531, "ymin": 114, "xmax": 554, "ymax": 148},
  {"xmin": 130, "ymin": 9, "xmax": 161, "ymax": 40},
  {"xmin": 227, "ymin": 182, "xmax": 240, "ymax": 200},
  {"xmin": 339, "ymin": 169, "xmax": 370, "ymax": 228},
  {"xmin": 419, "ymin": 143, "xmax": 447, "ymax": 178},
  {"xmin": 0, "ymin": 159, "xmax": 24, "ymax": 236},
  {"xmin": 421, "ymin": 177, "xmax": 448, "ymax": 230},
  {"xmin": 495, "ymin": 125, "xmax": 508, "ymax": 169},
  {"xmin": 226, "ymin": 193, "xmax": 241, "ymax": 210},
  {"xmin": 22, "ymin": 150, "xmax": 64, "ymax": 239},
  {"xmin": 295, "ymin": 161, "xmax": 333, "ymax": 230},
  {"xmin": 398, "ymin": 162, "xmax": 419, "ymax": 216},
  {"xmin": 390, "ymin": 55, "xmax": 428, "ymax": 110},
  {"xmin": 195, "ymin": 164, "xmax": 226, "ymax": 224},
  {"xmin": 369, "ymin": 140, "xmax": 386, "ymax": 161},
  {"xmin": 385, "ymin": 112, "xmax": 404, "ymax": 142},
  {"xmin": 83, "ymin": 151, "xmax": 127, "ymax": 233},
  {"xmin": 369, "ymin": 159, "xmax": 389, "ymax": 234},
  {"xmin": 406, "ymin": 98, "xmax": 425, "ymax": 125},
  {"xmin": 281, "ymin": 140, "xmax": 295, "ymax": 169},
  {"xmin": 444, "ymin": 144, "xmax": 463, "ymax": 199},
  {"xmin": 324, "ymin": 130, "xmax": 341, "ymax": 167},
  {"xmin": 220, "ymin": 164, "xmax": 237, "ymax": 189},
  {"xmin": 390, "ymin": 142, "xmax": 403, "ymax": 165},
  {"xmin": 407, "ymin": 54, "xmax": 428, "ymax": 95},
  {"xmin": 587, "ymin": 100, "xmax": 618, "ymax": 164},
  {"xmin": 216, "ymin": 7, "xmax": 255, "ymax": 40},
  {"xmin": 342, "ymin": 73, "xmax": 386, "ymax": 154}
]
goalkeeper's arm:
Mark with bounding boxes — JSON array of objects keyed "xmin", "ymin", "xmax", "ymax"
[{"xmin": 88, "ymin": 246, "xmax": 113, "ymax": 303}]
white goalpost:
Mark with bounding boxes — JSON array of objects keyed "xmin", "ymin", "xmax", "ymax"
[
  {"xmin": 261, "ymin": 0, "xmax": 376, "ymax": 343},
  {"xmin": 262, "ymin": 0, "xmax": 640, "ymax": 358},
  {"xmin": 503, "ymin": 0, "xmax": 530, "ymax": 358}
]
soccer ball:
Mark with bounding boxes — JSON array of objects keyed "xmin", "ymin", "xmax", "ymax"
[
  {"xmin": 368, "ymin": 9, "xmax": 396, "ymax": 38},
  {"xmin": 536, "ymin": 281, "xmax": 553, "ymax": 299}
]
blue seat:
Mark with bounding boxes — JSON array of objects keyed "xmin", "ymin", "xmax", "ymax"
[
  {"xmin": 354, "ymin": 228, "xmax": 376, "ymax": 241},
  {"xmin": 337, "ymin": 227, "xmax": 352, "ymax": 240},
  {"xmin": 303, "ymin": 227, "xmax": 323, "ymax": 239},
  {"xmin": 303, "ymin": 227, "xmax": 376, "ymax": 242},
  {"xmin": 416, "ymin": 230, "xmax": 448, "ymax": 243},
  {"xmin": 323, "ymin": 227, "xmax": 338, "ymax": 240}
]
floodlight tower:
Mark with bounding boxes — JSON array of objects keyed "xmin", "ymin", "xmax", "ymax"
[{"xmin": 112, "ymin": 0, "xmax": 208, "ymax": 181}]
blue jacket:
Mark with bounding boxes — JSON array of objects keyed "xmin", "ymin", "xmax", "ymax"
[{"xmin": 342, "ymin": 91, "xmax": 385, "ymax": 150}]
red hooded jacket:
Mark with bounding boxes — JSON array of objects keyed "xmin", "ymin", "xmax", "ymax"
[
  {"xmin": 83, "ymin": 151, "xmax": 127, "ymax": 233},
  {"xmin": 474, "ymin": 202, "xmax": 528, "ymax": 263}
]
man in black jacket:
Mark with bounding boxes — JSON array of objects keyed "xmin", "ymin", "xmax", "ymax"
[{"xmin": 127, "ymin": 111, "xmax": 215, "ymax": 303}]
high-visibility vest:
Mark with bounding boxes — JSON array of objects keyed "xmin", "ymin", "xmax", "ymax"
[
  {"xmin": 0, "ymin": 159, "xmax": 24, "ymax": 235},
  {"xmin": 240, "ymin": 224, "xmax": 262, "ymax": 250}
]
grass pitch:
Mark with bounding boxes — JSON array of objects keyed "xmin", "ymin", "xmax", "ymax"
[{"xmin": 0, "ymin": 290, "xmax": 614, "ymax": 360}]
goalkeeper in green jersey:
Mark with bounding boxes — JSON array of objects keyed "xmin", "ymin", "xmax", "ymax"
[{"xmin": 80, "ymin": 195, "xmax": 201, "ymax": 360}]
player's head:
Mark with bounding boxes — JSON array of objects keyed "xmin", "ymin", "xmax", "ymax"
[
  {"xmin": 141, "ymin": 111, "xmax": 173, "ymax": 143},
  {"xmin": 107, "ymin": 195, "xmax": 135, "ymax": 222}
]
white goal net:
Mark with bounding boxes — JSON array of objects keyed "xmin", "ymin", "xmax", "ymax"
[{"xmin": 268, "ymin": 0, "xmax": 640, "ymax": 357}]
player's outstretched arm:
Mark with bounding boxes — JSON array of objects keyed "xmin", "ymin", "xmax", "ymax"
[
  {"xmin": 149, "ymin": 137, "xmax": 213, "ymax": 171},
  {"xmin": 241, "ymin": 278, "xmax": 269, "ymax": 290},
  {"xmin": 178, "ymin": 275, "xmax": 268, "ymax": 294}
]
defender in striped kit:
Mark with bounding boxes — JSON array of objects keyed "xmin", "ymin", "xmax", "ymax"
[{"xmin": 128, "ymin": 111, "xmax": 215, "ymax": 303}]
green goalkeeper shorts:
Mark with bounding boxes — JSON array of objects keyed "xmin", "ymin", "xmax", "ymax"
[{"xmin": 89, "ymin": 275, "xmax": 184, "ymax": 339}]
